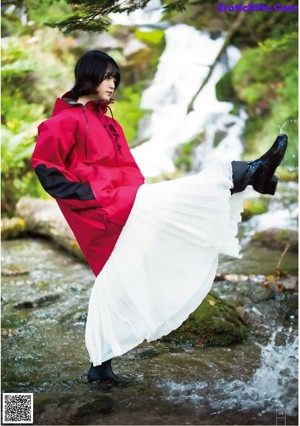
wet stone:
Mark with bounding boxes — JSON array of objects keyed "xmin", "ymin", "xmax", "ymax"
[
  {"xmin": 1, "ymin": 268, "xmax": 29, "ymax": 277},
  {"xmin": 14, "ymin": 292, "xmax": 62, "ymax": 310},
  {"xmin": 251, "ymin": 228, "xmax": 298, "ymax": 252},
  {"xmin": 166, "ymin": 291, "xmax": 248, "ymax": 346},
  {"xmin": 1, "ymin": 217, "xmax": 26, "ymax": 240},
  {"xmin": 2, "ymin": 234, "xmax": 298, "ymax": 425},
  {"xmin": 249, "ymin": 286, "xmax": 274, "ymax": 303}
]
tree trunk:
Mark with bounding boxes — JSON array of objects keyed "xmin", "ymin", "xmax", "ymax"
[{"xmin": 187, "ymin": 2, "xmax": 249, "ymax": 113}]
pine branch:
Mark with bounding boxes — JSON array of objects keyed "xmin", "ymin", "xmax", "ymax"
[
  {"xmin": 45, "ymin": 0, "xmax": 191, "ymax": 33},
  {"xmin": 45, "ymin": 0, "xmax": 155, "ymax": 32},
  {"xmin": 46, "ymin": 12, "xmax": 111, "ymax": 33},
  {"xmin": 162, "ymin": 0, "xmax": 187, "ymax": 13}
]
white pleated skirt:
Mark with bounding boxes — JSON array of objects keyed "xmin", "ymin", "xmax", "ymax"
[{"xmin": 85, "ymin": 160, "xmax": 244, "ymax": 366}]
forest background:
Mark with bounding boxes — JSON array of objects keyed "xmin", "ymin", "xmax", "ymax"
[{"xmin": 1, "ymin": 0, "xmax": 298, "ymax": 217}]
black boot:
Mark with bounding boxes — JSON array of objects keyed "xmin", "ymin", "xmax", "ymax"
[
  {"xmin": 231, "ymin": 134, "xmax": 288, "ymax": 195},
  {"xmin": 87, "ymin": 359, "xmax": 128, "ymax": 384},
  {"xmin": 231, "ymin": 160, "xmax": 251, "ymax": 194}
]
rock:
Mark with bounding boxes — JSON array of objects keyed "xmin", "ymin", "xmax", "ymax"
[
  {"xmin": 263, "ymin": 275, "xmax": 298, "ymax": 292},
  {"xmin": 283, "ymin": 293, "xmax": 298, "ymax": 324},
  {"xmin": 59, "ymin": 310, "xmax": 87, "ymax": 326},
  {"xmin": 242, "ymin": 197, "xmax": 270, "ymax": 221},
  {"xmin": 123, "ymin": 38, "xmax": 147, "ymax": 56},
  {"xmin": 16, "ymin": 197, "xmax": 85, "ymax": 261},
  {"xmin": 14, "ymin": 292, "xmax": 62, "ymax": 310},
  {"xmin": 249, "ymin": 286, "xmax": 273, "ymax": 303},
  {"xmin": 251, "ymin": 228, "xmax": 298, "ymax": 252},
  {"xmin": 1, "ymin": 217, "xmax": 26, "ymax": 240},
  {"xmin": 166, "ymin": 291, "xmax": 247, "ymax": 347},
  {"xmin": 1, "ymin": 268, "xmax": 29, "ymax": 277},
  {"xmin": 36, "ymin": 394, "xmax": 113, "ymax": 425},
  {"xmin": 281, "ymin": 275, "xmax": 298, "ymax": 290}
]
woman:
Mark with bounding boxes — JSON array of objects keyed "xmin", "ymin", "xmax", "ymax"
[{"xmin": 31, "ymin": 50, "xmax": 288, "ymax": 383}]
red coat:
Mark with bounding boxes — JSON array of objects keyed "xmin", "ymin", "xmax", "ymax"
[{"xmin": 31, "ymin": 92, "xmax": 145, "ymax": 276}]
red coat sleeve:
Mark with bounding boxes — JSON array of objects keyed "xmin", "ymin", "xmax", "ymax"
[{"xmin": 31, "ymin": 120, "xmax": 101, "ymax": 210}]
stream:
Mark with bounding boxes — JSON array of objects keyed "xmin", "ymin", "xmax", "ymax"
[
  {"xmin": 2, "ymin": 1, "xmax": 298, "ymax": 424},
  {"xmin": 1, "ymin": 183, "xmax": 298, "ymax": 426}
]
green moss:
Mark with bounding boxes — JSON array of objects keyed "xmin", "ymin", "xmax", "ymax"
[
  {"xmin": 167, "ymin": 292, "xmax": 247, "ymax": 346},
  {"xmin": 1, "ymin": 217, "xmax": 26, "ymax": 240},
  {"xmin": 69, "ymin": 240, "xmax": 85, "ymax": 261},
  {"xmin": 135, "ymin": 29, "xmax": 165, "ymax": 46}
]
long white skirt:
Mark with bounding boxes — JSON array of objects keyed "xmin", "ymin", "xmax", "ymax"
[{"xmin": 85, "ymin": 161, "xmax": 244, "ymax": 365}]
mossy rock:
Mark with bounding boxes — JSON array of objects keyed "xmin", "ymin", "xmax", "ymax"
[
  {"xmin": 1, "ymin": 217, "xmax": 26, "ymax": 240},
  {"xmin": 242, "ymin": 197, "xmax": 270, "ymax": 221},
  {"xmin": 68, "ymin": 240, "xmax": 85, "ymax": 261},
  {"xmin": 167, "ymin": 292, "xmax": 247, "ymax": 347},
  {"xmin": 278, "ymin": 168, "xmax": 298, "ymax": 183},
  {"xmin": 251, "ymin": 228, "xmax": 298, "ymax": 252}
]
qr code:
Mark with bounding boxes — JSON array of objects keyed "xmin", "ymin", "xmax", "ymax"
[{"xmin": 2, "ymin": 393, "xmax": 33, "ymax": 424}]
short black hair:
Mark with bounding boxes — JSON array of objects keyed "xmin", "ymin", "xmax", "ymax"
[{"xmin": 72, "ymin": 50, "xmax": 120, "ymax": 98}]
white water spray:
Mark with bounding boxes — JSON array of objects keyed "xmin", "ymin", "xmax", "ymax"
[
  {"xmin": 279, "ymin": 118, "xmax": 298, "ymax": 134},
  {"xmin": 211, "ymin": 329, "xmax": 298, "ymax": 416}
]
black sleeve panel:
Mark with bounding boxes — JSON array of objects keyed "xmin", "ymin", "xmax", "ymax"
[{"xmin": 35, "ymin": 164, "xmax": 96, "ymax": 201}]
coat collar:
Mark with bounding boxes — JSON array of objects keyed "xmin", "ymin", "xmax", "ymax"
[{"xmin": 52, "ymin": 90, "xmax": 114, "ymax": 117}]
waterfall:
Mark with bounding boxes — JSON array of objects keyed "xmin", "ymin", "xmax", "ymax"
[
  {"xmin": 130, "ymin": 24, "xmax": 244, "ymax": 177},
  {"xmin": 111, "ymin": 2, "xmax": 245, "ymax": 178}
]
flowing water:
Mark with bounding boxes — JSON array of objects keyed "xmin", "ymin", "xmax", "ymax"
[
  {"xmin": 132, "ymin": 24, "xmax": 243, "ymax": 177},
  {"xmin": 1, "ymin": 182, "xmax": 298, "ymax": 425}
]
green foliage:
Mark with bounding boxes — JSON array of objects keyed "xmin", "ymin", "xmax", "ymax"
[
  {"xmin": 1, "ymin": 39, "xmax": 42, "ymax": 215},
  {"xmin": 162, "ymin": 0, "xmax": 187, "ymax": 13},
  {"xmin": 42, "ymin": 0, "xmax": 196, "ymax": 33},
  {"xmin": 215, "ymin": 72, "xmax": 237, "ymax": 103},
  {"xmin": 1, "ymin": 30, "xmax": 77, "ymax": 215},
  {"xmin": 2, "ymin": 0, "xmax": 298, "ymax": 217},
  {"xmin": 231, "ymin": 49, "xmax": 280, "ymax": 104},
  {"xmin": 45, "ymin": 0, "xmax": 151, "ymax": 33},
  {"xmin": 259, "ymin": 32, "xmax": 298, "ymax": 53},
  {"xmin": 2, "ymin": 0, "xmax": 72, "ymax": 36},
  {"xmin": 109, "ymin": 29, "xmax": 165, "ymax": 145},
  {"xmin": 113, "ymin": 84, "xmax": 145, "ymax": 145},
  {"xmin": 226, "ymin": 43, "xmax": 298, "ymax": 167},
  {"xmin": 135, "ymin": 28, "xmax": 165, "ymax": 46},
  {"xmin": 25, "ymin": 0, "xmax": 72, "ymax": 26}
]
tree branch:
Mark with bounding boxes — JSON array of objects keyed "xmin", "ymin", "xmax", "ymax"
[{"xmin": 187, "ymin": 1, "xmax": 248, "ymax": 113}]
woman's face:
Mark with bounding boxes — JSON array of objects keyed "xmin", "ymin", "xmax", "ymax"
[{"xmin": 95, "ymin": 74, "xmax": 116, "ymax": 101}]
